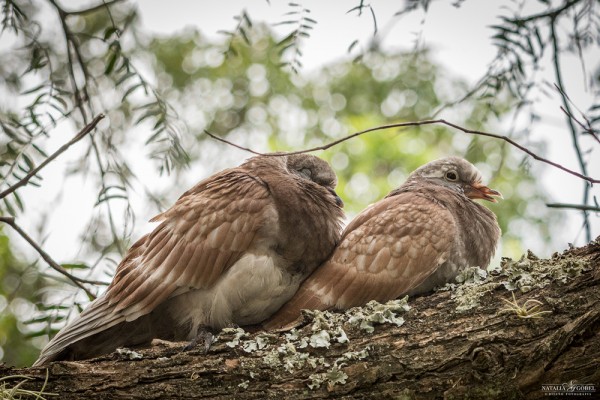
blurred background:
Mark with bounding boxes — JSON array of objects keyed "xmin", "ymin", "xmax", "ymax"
[{"xmin": 0, "ymin": 0, "xmax": 598, "ymax": 366}]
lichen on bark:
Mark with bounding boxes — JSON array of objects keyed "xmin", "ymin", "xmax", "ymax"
[{"xmin": 1, "ymin": 238, "xmax": 599, "ymax": 399}]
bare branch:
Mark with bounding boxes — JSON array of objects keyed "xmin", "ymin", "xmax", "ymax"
[
  {"xmin": 63, "ymin": 0, "xmax": 126, "ymax": 17},
  {"xmin": 203, "ymin": 130, "xmax": 263, "ymax": 154},
  {"xmin": 546, "ymin": 203, "xmax": 600, "ymax": 212},
  {"xmin": 550, "ymin": 21, "xmax": 591, "ymax": 242},
  {"xmin": 205, "ymin": 119, "xmax": 600, "ymax": 184},
  {"xmin": 560, "ymin": 106, "xmax": 600, "ymax": 145},
  {"xmin": 0, "ymin": 217, "xmax": 99, "ymax": 299},
  {"xmin": 0, "ymin": 114, "xmax": 105, "ymax": 201}
]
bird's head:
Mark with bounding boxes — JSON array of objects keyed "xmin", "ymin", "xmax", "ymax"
[
  {"xmin": 408, "ymin": 156, "xmax": 502, "ymax": 203},
  {"xmin": 285, "ymin": 153, "xmax": 344, "ymax": 207}
]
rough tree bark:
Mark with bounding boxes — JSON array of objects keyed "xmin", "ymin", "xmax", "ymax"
[{"xmin": 1, "ymin": 239, "xmax": 599, "ymax": 399}]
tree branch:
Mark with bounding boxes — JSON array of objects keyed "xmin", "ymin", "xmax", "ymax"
[
  {"xmin": 546, "ymin": 203, "xmax": 600, "ymax": 212},
  {"xmin": 508, "ymin": 0, "xmax": 581, "ymax": 24},
  {"xmin": 4, "ymin": 241, "xmax": 599, "ymax": 398},
  {"xmin": 0, "ymin": 114, "xmax": 105, "ymax": 201},
  {"xmin": 204, "ymin": 119, "xmax": 600, "ymax": 184},
  {"xmin": 550, "ymin": 20, "xmax": 591, "ymax": 242},
  {"xmin": 559, "ymin": 106, "xmax": 600, "ymax": 145},
  {"xmin": 0, "ymin": 217, "xmax": 99, "ymax": 299},
  {"xmin": 63, "ymin": 0, "xmax": 126, "ymax": 17}
]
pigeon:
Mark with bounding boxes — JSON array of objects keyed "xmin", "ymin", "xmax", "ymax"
[
  {"xmin": 263, "ymin": 156, "xmax": 501, "ymax": 330},
  {"xmin": 34, "ymin": 153, "xmax": 344, "ymax": 365}
]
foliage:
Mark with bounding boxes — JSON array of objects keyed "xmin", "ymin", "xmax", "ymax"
[
  {"xmin": 0, "ymin": 229, "xmax": 49, "ymax": 367},
  {"xmin": 448, "ymin": 0, "xmax": 599, "ymax": 239}
]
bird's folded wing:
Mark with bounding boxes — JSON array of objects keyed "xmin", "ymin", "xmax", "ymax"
[
  {"xmin": 35, "ymin": 170, "xmax": 275, "ymax": 364},
  {"xmin": 264, "ymin": 193, "xmax": 456, "ymax": 330},
  {"xmin": 107, "ymin": 169, "xmax": 276, "ymax": 320}
]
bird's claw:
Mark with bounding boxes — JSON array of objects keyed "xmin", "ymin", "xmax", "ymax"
[{"xmin": 183, "ymin": 326, "xmax": 216, "ymax": 353}]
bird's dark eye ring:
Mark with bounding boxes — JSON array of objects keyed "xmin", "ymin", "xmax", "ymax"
[{"xmin": 445, "ymin": 171, "xmax": 458, "ymax": 181}]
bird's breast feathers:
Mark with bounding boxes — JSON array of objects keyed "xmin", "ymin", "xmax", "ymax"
[{"xmin": 168, "ymin": 251, "xmax": 301, "ymax": 335}]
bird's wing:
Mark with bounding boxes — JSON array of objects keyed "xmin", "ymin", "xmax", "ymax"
[
  {"xmin": 34, "ymin": 169, "xmax": 276, "ymax": 365},
  {"xmin": 106, "ymin": 169, "xmax": 277, "ymax": 319},
  {"xmin": 264, "ymin": 192, "xmax": 457, "ymax": 330}
]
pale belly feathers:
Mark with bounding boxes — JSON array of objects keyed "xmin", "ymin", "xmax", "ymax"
[{"xmin": 167, "ymin": 252, "xmax": 301, "ymax": 338}]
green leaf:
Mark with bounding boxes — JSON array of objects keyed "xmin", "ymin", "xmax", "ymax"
[
  {"xmin": 103, "ymin": 26, "xmax": 120, "ymax": 41},
  {"xmin": 22, "ymin": 153, "xmax": 35, "ymax": 170},
  {"xmin": 122, "ymin": 82, "xmax": 143, "ymax": 101},
  {"xmin": 135, "ymin": 108, "xmax": 162, "ymax": 124},
  {"xmin": 105, "ymin": 53, "xmax": 118, "ymax": 75},
  {"xmin": 13, "ymin": 191, "xmax": 24, "ymax": 212},
  {"xmin": 25, "ymin": 315, "xmax": 66, "ymax": 324},
  {"xmin": 116, "ymin": 71, "xmax": 136, "ymax": 86},
  {"xmin": 61, "ymin": 263, "xmax": 90, "ymax": 270},
  {"xmin": 32, "ymin": 143, "xmax": 48, "ymax": 157},
  {"xmin": 20, "ymin": 83, "xmax": 45, "ymax": 95},
  {"xmin": 3, "ymin": 197, "xmax": 16, "ymax": 216},
  {"xmin": 95, "ymin": 194, "xmax": 129, "ymax": 206}
]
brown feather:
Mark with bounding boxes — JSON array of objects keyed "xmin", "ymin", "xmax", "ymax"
[
  {"xmin": 34, "ymin": 153, "xmax": 344, "ymax": 365},
  {"xmin": 264, "ymin": 157, "xmax": 501, "ymax": 331}
]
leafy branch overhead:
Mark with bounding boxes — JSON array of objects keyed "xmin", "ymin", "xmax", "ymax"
[
  {"xmin": 0, "ymin": 0, "xmax": 190, "ymax": 251},
  {"xmin": 219, "ymin": 9, "xmax": 254, "ymax": 58},
  {"xmin": 275, "ymin": 3, "xmax": 316, "ymax": 73},
  {"xmin": 468, "ymin": 0, "xmax": 599, "ymax": 240}
]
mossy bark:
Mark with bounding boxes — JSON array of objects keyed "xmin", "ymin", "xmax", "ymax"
[{"xmin": 1, "ymin": 239, "xmax": 599, "ymax": 399}]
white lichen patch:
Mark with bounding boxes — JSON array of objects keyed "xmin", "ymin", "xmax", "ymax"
[
  {"xmin": 299, "ymin": 298, "xmax": 409, "ymax": 336},
  {"xmin": 262, "ymin": 349, "xmax": 281, "ymax": 367},
  {"xmin": 500, "ymin": 251, "xmax": 591, "ymax": 292},
  {"xmin": 456, "ymin": 266, "xmax": 489, "ymax": 284},
  {"xmin": 242, "ymin": 340, "xmax": 258, "ymax": 353},
  {"xmin": 439, "ymin": 248, "xmax": 592, "ymax": 313},
  {"xmin": 262, "ymin": 338, "xmax": 330, "ymax": 373},
  {"xmin": 222, "ymin": 328, "xmax": 276, "ymax": 353},
  {"xmin": 282, "ymin": 352, "xmax": 310, "ymax": 373},
  {"xmin": 334, "ymin": 327, "xmax": 349, "ymax": 344},
  {"xmin": 434, "ymin": 266, "xmax": 501, "ymax": 312},
  {"xmin": 228, "ymin": 300, "xmax": 407, "ymax": 379},
  {"xmin": 339, "ymin": 346, "xmax": 370, "ymax": 362},
  {"xmin": 238, "ymin": 380, "xmax": 249, "ymax": 389},
  {"xmin": 116, "ymin": 348, "xmax": 143, "ymax": 360},
  {"xmin": 308, "ymin": 365, "xmax": 348, "ymax": 390},
  {"xmin": 241, "ymin": 333, "xmax": 274, "ymax": 353},
  {"xmin": 222, "ymin": 327, "xmax": 249, "ymax": 348},
  {"xmin": 346, "ymin": 298, "xmax": 410, "ymax": 333},
  {"xmin": 310, "ymin": 330, "xmax": 332, "ymax": 348}
]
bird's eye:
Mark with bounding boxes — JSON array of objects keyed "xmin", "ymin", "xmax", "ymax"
[
  {"xmin": 299, "ymin": 168, "xmax": 312, "ymax": 179},
  {"xmin": 445, "ymin": 171, "xmax": 458, "ymax": 181}
]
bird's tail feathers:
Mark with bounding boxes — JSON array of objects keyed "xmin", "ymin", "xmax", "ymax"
[
  {"xmin": 262, "ymin": 286, "xmax": 329, "ymax": 331},
  {"xmin": 33, "ymin": 296, "xmax": 127, "ymax": 366}
]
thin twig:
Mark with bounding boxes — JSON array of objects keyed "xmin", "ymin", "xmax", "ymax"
[
  {"xmin": 0, "ymin": 217, "xmax": 98, "ymax": 299},
  {"xmin": 546, "ymin": 203, "xmax": 600, "ymax": 212},
  {"xmin": 64, "ymin": 0, "xmax": 125, "ymax": 16},
  {"xmin": 0, "ymin": 114, "xmax": 105, "ymax": 200},
  {"xmin": 551, "ymin": 20, "xmax": 591, "ymax": 242},
  {"xmin": 508, "ymin": 0, "xmax": 580, "ymax": 24},
  {"xmin": 560, "ymin": 106, "xmax": 600, "ymax": 145},
  {"xmin": 204, "ymin": 119, "xmax": 600, "ymax": 184},
  {"xmin": 49, "ymin": 0, "xmax": 91, "ymax": 123},
  {"xmin": 52, "ymin": 0, "xmax": 128, "ymax": 256}
]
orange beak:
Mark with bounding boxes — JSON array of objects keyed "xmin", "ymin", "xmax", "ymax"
[{"xmin": 465, "ymin": 182, "xmax": 502, "ymax": 203}]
